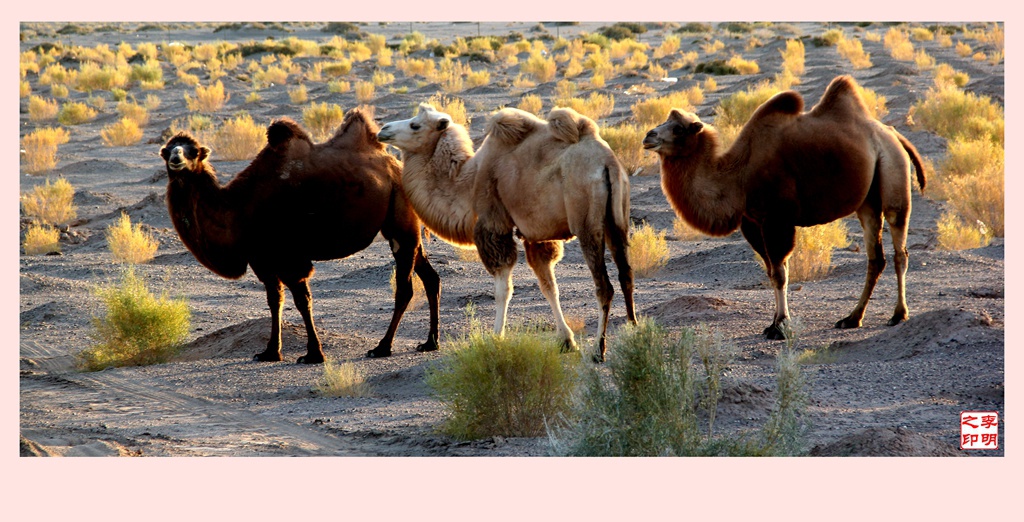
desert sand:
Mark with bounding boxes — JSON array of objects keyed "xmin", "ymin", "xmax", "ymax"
[{"xmin": 19, "ymin": 21, "xmax": 1004, "ymax": 460}]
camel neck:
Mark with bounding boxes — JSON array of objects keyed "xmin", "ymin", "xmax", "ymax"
[
  {"xmin": 399, "ymin": 135, "xmax": 478, "ymax": 247},
  {"xmin": 659, "ymin": 139, "xmax": 745, "ymax": 236},
  {"xmin": 166, "ymin": 169, "xmax": 246, "ymax": 278}
]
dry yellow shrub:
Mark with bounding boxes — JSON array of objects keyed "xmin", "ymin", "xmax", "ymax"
[{"xmin": 106, "ymin": 212, "xmax": 158, "ymax": 264}]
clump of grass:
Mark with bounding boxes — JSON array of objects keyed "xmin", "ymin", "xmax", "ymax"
[
  {"xmin": 940, "ymin": 159, "xmax": 1003, "ymax": 239},
  {"xmin": 631, "ymin": 86, "xmax": 705, "ymax": 128},
  {"xmin": 287, "ymin": 84, "xmax": 308, "ymax": 103},
  {"xmin": 726, "ymin": 54, "xmax": 760, "ymax": 74},
  {"xmin": 100, "ymin": 118, "xmax": 144, "ymax": 147},
  {"xmin": 354, "ymin": 81, "xmax": 375, "ymax": 103},
  {"xmin": 520, "ymin": 52, "xmax": 557, "ymax": 83},
  {"xmin": 23, "ymin": 223, "xmax": 61, "ymax": 255},
  {"xmin": 629, "ymin": 221, "xmax": 669, "ymax": 278},
  {"xmin": 28, "ymin": 96, "xmax": 59, "ymax": 121},
  {"xmin": 558, "ymin": 92, "xmax": 615, "ymax": 121},
  {"xmin": 106, "ymin": 212, "xmax": 158, "ymax": 264},
  {"xmin": 57, "ymin": 101, "xmax": 97, "ymax": 125},
  {"xmin": 914, "ymin": 49, "xmax": 936, "ymax": 70},
  {"xmin": 884, "ymin": 28, "xmax": 915, "ymax": 61},
  {"xmin": 21, "ymin": 127, "xmax": 71, "ymax": 174},
  {"xmin": 933, "ymin": 63, "xmax": 970, "ymax": 89},
  {"xmin": 516, "ymin": 94, "xmax": 543, "ymax": 115},
  {"xmin": 302, "ymin": 102, "xmax": 344, "ymax": 142},
  {"xmin": 779, "ymin": 39, "xmax": 805, "ymax": 76},
  {"xmin": 78, "ymin": 267, "xmax": 191, "ymax": 372},
  {"xmin": 556, "ymin": 318, "xmax": 805, "ymax": 456},
  {"xmin": 909, "ymin": 85, "xmax": 1004, "ymax": 145},
  {"xmin": 424, "ymin": 94, "xmax": 468, "ymax": 127},
  {"xmin": 855, "ymin": 84, "xmax": 888, "ymax": 120},
  {"xmin": 955, "ymin": 41, "xmax": 973, "ymax": 57},
  {"xmin": 812, "ymin": 28, "xmax": 844, "ymax": 47},
  {"xmin": 206, "ymin": 113, "xmax": 267, "ymax": 161},
  {"xmin": 185, "ymin": 81, "xmax": 229, "ymax": 113},
  {"xmin": 786, "ymin": 221, "xmax": 850, "ymax": 282},
  {"xmin": 836, "ymin": 36, "xmax": 873, "ymax": 69},
  {"xmin": 936, "ymin": 211, "xmax": 992, "ymax": 250},
  {"xmin": 425, "ymin": 304, "xmax": 580, "ymax": 440},
  {"xmin": 601, "ymin": 123, "xmax": 657, "ymax": 176},
  {"xmin": 314, "ymin": 359, "xmax": 373, "ymax": 397}
]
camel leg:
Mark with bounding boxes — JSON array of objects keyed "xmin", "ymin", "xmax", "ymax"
[
  {"xmin": 885, "ymin": 211, "xmax": 910, "ymax": 326},
  {"xmin": 366, "ymin": 237, "xmax": 417, "ymax": 358},
  {"xmin": 254, "ymin": 278, "xmax": 285, "ymax": 362},
  {"xmin": 578, "ymin": 229, "xmax": 615, "ymax": 362},
  {"xmin": 606, "ymin": 222, "xmax": 637, "ymax": 324},
  {"xmin": 741, "ymin": 218, "xmax": 787, "ymax": 339},
  {"xmin": 413, "ymin": 244, "xmax": 442, "ymax": 352},
  {"xmin": 524, "ymin": 240, "xmax": 576, "ymax": 352},
  {"xmin": 836, "ymin": 207, "xmax": 886, "ymax": 329},
  {"xmin": 759, "ymin": 220, "xmax": 797, "ymax": 340},
  {"xmin": 286, "ymin": 278, "xmax": 325, "ymax": 365}
]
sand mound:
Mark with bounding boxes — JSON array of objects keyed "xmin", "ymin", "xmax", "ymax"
[
  {"xmin": 809, "ymin": 427, "xmax": 962, "ymax": 457},
  {"xmin": 644, "ymin": 295, "xmax": 738, "ymax": 326},
  {"xmin": 175, "ymin": 318, "xmax": 371, "ymax": 361},
  {"xmin": 828, "ymin": 309, "xmax": 1001, "ymax": 363}
]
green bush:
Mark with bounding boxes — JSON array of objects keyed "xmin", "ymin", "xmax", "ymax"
[
  {"xmin": 556, "ymin": 318, "xmax": 807, "ymax": 456},
  {"xmin": 425, "ymin": 305, "xmax": 581, "ymax": 440},
  {"xmin": 78, "ymin": 268, "xmax": 191, "ymax": 371}
]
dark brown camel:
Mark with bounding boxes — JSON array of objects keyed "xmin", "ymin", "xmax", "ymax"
[
  {"xmin": 643, "ymin": 75, "xmax": 926, "ymax": 339},
  {"xmin": 160, "ymin": 109, "xmax": 440, "ymax": 363}
]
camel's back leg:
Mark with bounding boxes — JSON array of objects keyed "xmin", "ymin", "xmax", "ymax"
[
  {"xmin": 605, "ymin": 217, "xmax": 636, "ymax": 325},
  {"xmin": 837, "ymin": 203, "xmax": 885, "ymax": 329},
  {"xmin": 524, "ymin": 240, "xmax": 576, "ymax": 351},
  {"xmin": 884, "ymin": 206, "xmax": 911, "ymax": 326},
  {"xmin": 577, "ymin": 227, "xmax": 615, "ymax": 362},
  {"xmin": 253, "ymin": 275, "xmax": 285, "ymax": 362}
]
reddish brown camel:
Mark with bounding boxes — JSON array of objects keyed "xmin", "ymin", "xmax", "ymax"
[
  {"xmin": 643, "ymin": 75, "xmax": 926, "ymax": 339},
  {"xmin": 160, "ymin": 109, "xmax": 440, "ymax": 363}
]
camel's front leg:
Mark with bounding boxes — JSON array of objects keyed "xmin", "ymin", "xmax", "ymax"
[
  {"xmin": 254, "ymin": 280, "xmax": 285, "ymax": 362},
  {"xmin": 474, "ymin": 226, "xmax": 519, "ymax": 339},
  {"xmin": 758, "ymin": 221, "xmax": 796, "ymax": 340}
]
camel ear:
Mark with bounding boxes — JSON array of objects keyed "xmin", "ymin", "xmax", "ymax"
[
  {"xmin": 436, "ymin": 118, "xmax": 450, "ymax": 131},
  {"xmin": 159, "ymin": 145, "xmax": 170, "ymax": 160},
  {"xmin": 199, "ymin": 146, "xmax": 211, "ymax": 161},
  {"xmin": 689, "ymin": 122, "xmax": 704, "ymax": 134}
]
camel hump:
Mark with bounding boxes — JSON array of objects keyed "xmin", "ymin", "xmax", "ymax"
[
  {"xmin": 485, "ymin": 108, "xmax": 544, "ymax": 147},
  {"xmin": 811, "ymin": 75, "xmax": 870, "ymax": 117},
  {"xmin": 752, "ymin": 90, "xmax": 804, "ymax": 121},
  {"xmin": 330, "ymin": 107, "xmax": 382, "ymax": 148},
  {"xmin": 547, "ymin": 107, "xmax": 599, "ymax": 144},
  {"xmin": 266, "ymin": 118, "xmax": 311, "ymax": 148}
]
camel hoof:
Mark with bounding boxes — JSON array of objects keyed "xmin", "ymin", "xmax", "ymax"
[
  {"xmin": 834, "ymin": 317, "xmax": 862, "ymax": 329},
  {"xmin": 297, "ymin": 354, "xmax": 324, "ymax": 365},
  {"xmin": 253, "ymin": 351, "xmax": 282, "ymax": 362},
  {"xmin": 559, "ymin": 340, "xmax": 579, "ymax": 354},
  {"xmin": 415, "ymin": 339, "xmax": 439, "ymax": 353},
  {"xmin": 366, "ymin": 347, "xmax": 392, "ymax": 358},
  {"xmin": 763, "ymin": 324, "xmax": 787, "ymax": 341},
  {"xmin": 591, "ymin": 352, "xmax": 606, "ymax": 364},
  {"xmin": 886, "ymin": 314, "xmax": 908, "ymax": 327}
]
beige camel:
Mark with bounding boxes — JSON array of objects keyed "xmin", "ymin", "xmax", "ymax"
[
  {"xmin": 378, "ymin": 104, "xmax": 636, "ymax": 361},
  {"xmin": 161, "ymin": 110, "xmax": 440, "ymax": 363},
  {"xmin": 643, "ymin": 75, "xmax": 926, "ymax": 339}
]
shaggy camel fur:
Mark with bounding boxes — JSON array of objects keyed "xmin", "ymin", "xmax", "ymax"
[
  {"xmin": 161, "ymin": 109, "xmax": 440, "ymax": 363},
  {"xmin": 378, "ymin": 104, "xmax": 635, "ymax": 361},
  {"xmin": 643, "ymin": 75, "xmax": 926, "ymax": 339}
]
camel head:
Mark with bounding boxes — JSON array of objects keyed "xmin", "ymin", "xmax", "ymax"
[
  {"xmin": 160, "ymin": 132, "xmax": 211, "ymax": 176},
  {"xmin": 643, "ymin": 109, "xmax": 706, "ymax": 156},
  {"xmin": 377, "ymin": 103, "xmax": 452, "ymax": 153}
]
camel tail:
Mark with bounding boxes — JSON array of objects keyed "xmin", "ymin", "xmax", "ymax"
[
  {"xmin": 896, "ymin": 131, "xmax": 927, "ymax": 191},
  {"xmin": 604, "ymin": 163, "xmax": 630, "ymax": 251}
]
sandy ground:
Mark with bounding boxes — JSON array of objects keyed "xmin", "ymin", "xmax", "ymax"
[{"xmin": 18, "ymin": 21, "xmax": 1004, "ymax": 460}]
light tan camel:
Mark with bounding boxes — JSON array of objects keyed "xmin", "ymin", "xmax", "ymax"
[
  {"xmin": 643, "ymin": 75, "xmax": 926, "ymax": 339},
  {"xmin": 161, "ymin": 109, "xmax": 440, "ymax": 363},
  {"xmin": 378, "ymin": 103, "xmax": 636, "ymax": 361}
]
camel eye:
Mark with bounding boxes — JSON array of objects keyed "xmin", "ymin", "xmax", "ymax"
[{"xmin": 410, "ymin": 122, "xmax": 421, "ymax": 131}]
